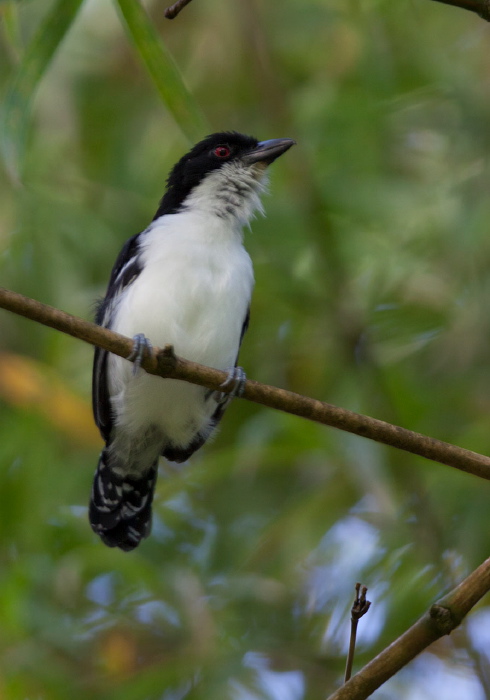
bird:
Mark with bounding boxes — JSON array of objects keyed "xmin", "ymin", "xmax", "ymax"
[{"xmin": 90, "ymin": 131, "xmax": 295, "ymax": 551}]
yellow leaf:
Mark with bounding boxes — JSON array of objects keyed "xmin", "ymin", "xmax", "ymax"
[{"xmin": 0, "ymin": 352, "xmax": 101, "ymax": 448}]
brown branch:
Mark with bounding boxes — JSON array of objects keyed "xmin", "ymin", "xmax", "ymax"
[
  {"xmin": 327, "ymin": 556, "xmax": 490, "ymax": 700},
  {"xmin": 164, "ymin": 0, "xmax": 194, "ymax": 19},
  {"xmin": 1, "ymin": 286, "xmax": 489, "ymax": 479},
  {"xmin": 430, "ymin": 0, "xmax": 490, "ymax": 20}
]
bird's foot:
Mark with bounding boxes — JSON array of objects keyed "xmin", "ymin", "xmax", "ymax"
[
  {"xmin": 128, "ymin": 333, "xmax": 153, "ymax": 375},
  {"xmin": 215, "ymin": 366, "xmax": 247, "ymax": 404}
]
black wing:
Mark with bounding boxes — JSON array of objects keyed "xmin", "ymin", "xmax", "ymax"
[
  {"xmin": 238, "ymin": 305, "xmax": 250, "ymax": 345},
  {"xmin": 92, "ymin": 232, "xmax": 144, "ymax": 442}
]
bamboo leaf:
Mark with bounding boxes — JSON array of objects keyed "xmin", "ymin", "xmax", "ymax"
[
  {"xmin": 1, "ymin": 3, "xmax": 23, "ymax": 62},
  {"xmin": 0, "ymin": 0, "xmax": 84, "ymax": 180},
  {"xmin": 114, "ymin": 0, "xmax": 208, "ymax": 144}
]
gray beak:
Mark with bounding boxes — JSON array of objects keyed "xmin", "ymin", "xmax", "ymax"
[{"xmin": 243, "ymin": 138, "xmax": 296, "ymax": 166}]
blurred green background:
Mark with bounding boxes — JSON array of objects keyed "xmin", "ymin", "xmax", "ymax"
[{"xmin": 1, "ymin": 0, "xmax": 490, "ymax": 698}]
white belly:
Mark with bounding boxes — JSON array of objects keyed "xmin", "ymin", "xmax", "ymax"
[{"xmin": 108, "ymin": 214, "xmax": 254, "ymax": 446}]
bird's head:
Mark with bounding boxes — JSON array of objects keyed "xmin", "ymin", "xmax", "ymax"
[{"xmin": 154, "ymin": 131, "xmax": 295, "ymax": 224}]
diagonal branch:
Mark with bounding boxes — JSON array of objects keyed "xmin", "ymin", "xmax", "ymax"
[
  {"xmin": 429, "ymin": 0, "xmax": 490, "ymax": 20},
  {"xmin": 326, "ymin": 556, "xmax": 490, "ymax": 700},
  {"xmin": 162, "ymin": 0, "xmax": 490, "ymax": 23},
  {"xmin": 164, "ymin": 0, "xmax": 195, "ymax": 19},
  {"xmin": 1, "ymin": 286, "xmax": 489, "ymax": 480}
]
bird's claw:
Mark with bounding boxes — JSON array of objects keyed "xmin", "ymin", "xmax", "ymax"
[
  {"xmin": 128, "ymin": 333, "xmax": 153, "ymax": 375},
  {"xmin": 215, "ymin": 366, "xmax": 247, "ymax": 404}
]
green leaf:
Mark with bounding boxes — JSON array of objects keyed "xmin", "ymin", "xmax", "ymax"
[
  {"xmin": 114, "ymin": 0, "xmax": 208, "ymax": 144},
  {"xmin": 0, "ymin": 0, "xmax": 85, "ymax": 180},
  {"xmin": 1, "ymin": 3, "xmax": 23, "ymax": 61}
]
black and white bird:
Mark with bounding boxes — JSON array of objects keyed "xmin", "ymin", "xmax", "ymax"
[{"xmin": 90, "ymin": 131, "xmax": 295, "ymax": 551}]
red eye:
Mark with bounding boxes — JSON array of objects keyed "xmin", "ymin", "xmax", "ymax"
[{"xmin": 214, "ymin": 145, "xmax": 230, "ymax": 158}]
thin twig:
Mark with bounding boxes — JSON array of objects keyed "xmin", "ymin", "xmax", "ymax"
[
  {"xmin": 164, "ymin": 0, "xmax": 194, "ymax": 20},
  {"xmin": 345, "ymin": 584, "xmax": 371, "ymax": 683},
  {"xmin": 430, "ymin": 0, "xmax": 490, "ymax": 20},
  {"xmin": 327, "ymin": 556, "xmax": 490, "ymax": 700},
  {"xmin": 1, "ymin": 286, "xmax": 490, "ymax": 480}
]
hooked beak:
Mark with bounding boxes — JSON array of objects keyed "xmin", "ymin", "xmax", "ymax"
[{"xmin": 243, "ymin": 138, "xmax": 296, "ymax": 166}]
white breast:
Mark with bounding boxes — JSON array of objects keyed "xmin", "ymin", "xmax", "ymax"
[{"xmin": 108, "ymin": 211, "xmax": 254, "ymax": 444}]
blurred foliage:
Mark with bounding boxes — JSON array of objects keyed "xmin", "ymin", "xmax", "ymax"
[{"xmin": 0, "ymin": 0, "xmax": 490, "ymax": 698}]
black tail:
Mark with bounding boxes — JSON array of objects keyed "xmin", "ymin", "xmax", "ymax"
[{"xmin": 89, "ymin": 449, "xmax": 158, "ymax": 551}]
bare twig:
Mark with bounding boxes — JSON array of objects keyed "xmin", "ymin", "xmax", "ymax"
[
  {"xmin": 430, "ymin": 0, "xmax": 490, "ymax": 20},
  {"xmin": 327, "ymin": 557, "xmax": 490, "ymax": 700},
  {"xmin": 345, "ymin": 584, "xmax": 371, "ymax": 683},
  {"xmin": 1, "ymin": 286, "xmax": 490, "ymax": 479},
  {"xmin": 164, "ymin": 0, "xmax": 194, "ymax": 19},
  {"xmin": 164, "ymin": 0, "xmax": 490, "ymax": 22}
]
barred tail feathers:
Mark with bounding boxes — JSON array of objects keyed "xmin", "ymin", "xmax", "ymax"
[{"xmin": 89, "ymin": 449, "xmax": 157, "ymax": 551}]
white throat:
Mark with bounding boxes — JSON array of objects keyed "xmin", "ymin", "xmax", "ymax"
[{"xmin": 182, "ymin": 161, "xmax": 269, "ymax": 228}]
